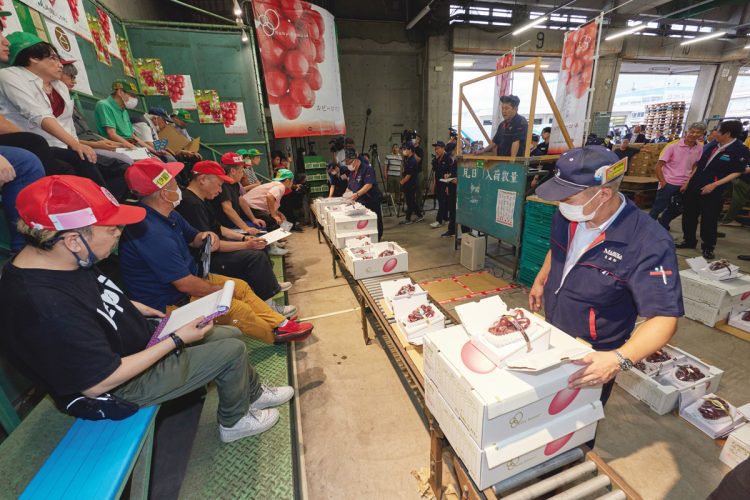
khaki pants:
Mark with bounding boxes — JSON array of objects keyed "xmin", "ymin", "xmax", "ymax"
[
  {"xmin": 167, "ymin": 274, "xmax": 285, "ymax": 344},
  {"xmin": 114, "ymin": 325, "xmax": 260, "ymax": 427}
]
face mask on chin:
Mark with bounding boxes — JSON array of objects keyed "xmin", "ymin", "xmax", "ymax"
[
  {"xmin": 558, "ymin": 190, "xmax": 605, "ymax": 222},
  {"xmin": 68, "ymin": 232, "xmax": 99, "ymax": 269}
]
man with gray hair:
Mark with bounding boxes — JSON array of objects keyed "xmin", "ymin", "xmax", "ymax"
[{"xmin": 649, "ymin": 122, "xmax": 706, "ymax": 230}]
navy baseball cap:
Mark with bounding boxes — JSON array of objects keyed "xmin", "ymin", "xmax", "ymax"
[
  {"xmin": 344, "ymin": 148, "xmax": 358, "ymax": 160},
  {"xmin": 148, "ymin": 107, "xmax": 173, "ymax": 123},
  {"xmin": 535, "ymin": 146, "xmax": 623, "ymax": 201},
  {"xmin": 432, "ymin": 140, "xmax": 446, "ymax": 148},
  {"xmin": 402, "ymin": 143, "xmax": 414, "ymax": 151}
]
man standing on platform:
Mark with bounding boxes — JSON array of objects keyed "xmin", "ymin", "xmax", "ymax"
[
  {"xmin": 649, "ymin": 123, "xmax": 705, "ymax": 231},
  {"xmin": 529, "ymin": 145, "xmax": 683, "ymax": 413},
  {"xmin": 478, "ymin": 95, "xmax": 528, "ymax": 158}
]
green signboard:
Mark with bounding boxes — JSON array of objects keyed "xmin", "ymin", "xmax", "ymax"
[{"xmin": 456, "ymin": 159, "xmax": 527, "ymax": 245}]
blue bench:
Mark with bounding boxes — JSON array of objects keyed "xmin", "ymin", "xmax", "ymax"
[{"xmin": 0, "ymin": 388, "xmax": 158, "ymax": 500}]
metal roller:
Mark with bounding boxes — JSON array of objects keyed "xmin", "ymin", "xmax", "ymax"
[
  {"xmin": 596, "ymin": 490, "xmax": 627, "ymax": 500},
  {"xmin": 494, "ymin": 447, "xmax": 586, "ymax": 494},
  {"xmin": 548, "ymin": 475, "xmax": 612, "ymax": 500},
  {"xmin": 502, "ymin": 461, "xmax": 598, "ymax": 500}
]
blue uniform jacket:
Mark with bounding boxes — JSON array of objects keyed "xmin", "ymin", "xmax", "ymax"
[{"xmin": 542, "ymin": 199, "xmax": 684, "ymax": 350}]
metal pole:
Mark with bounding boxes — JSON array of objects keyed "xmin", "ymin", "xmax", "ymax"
[
  {"xmin": 583, "ymin": 14, "xmax": 604, "ymax": 141},
  {"xmin": 125, "ymin": 20, "xmax": 242, "ymax": 31},
  {"xmin": 165, "ymin": 0, "xmax": 238, "ymax": 24}
]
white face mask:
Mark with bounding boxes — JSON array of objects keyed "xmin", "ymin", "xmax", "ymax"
[
  {"xmin": 164, "ymin": 187, "xmax": 182, "ymax": 208},
  {"xmin": 559, "ymin": 190, "xmax": 604, "ymax": 222},
  {"xmin": 125, "ymin": 95, "xmax": 139, "ymax": 109}
]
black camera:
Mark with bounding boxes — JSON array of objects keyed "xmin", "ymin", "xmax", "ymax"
[
  {"xmin": 369, "ymin": 143, "xmax": 378, "ymax": 151},
  {"xmin": 329, "ymin": 136, "xmax": 346, "ymax": 153},
  {"xmin": 401, "ymin": 129, "xmax": 417, "ymax": 144},
  {"xmin": 449, "ymin": 127, "xmax": 458, "ymax": 138}
]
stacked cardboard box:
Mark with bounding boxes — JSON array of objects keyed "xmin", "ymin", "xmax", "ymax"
[
  {"xmin": 344, "ymin": 242, "xmax": 408, "ymax": 279},
  {"xmin": 628, "ymin": 142, "xmax": 668, "ymax": 177},
  {"xmin": 680, "ymin": 269, "xmax": 750, "ymax": 326},
  {"xmin": 424, "ymin": 304, "xmax": 604, "ymax": 489}
]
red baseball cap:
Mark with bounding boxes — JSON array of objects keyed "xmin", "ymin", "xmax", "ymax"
[
  {"xmin": 192, "ymin": 160, "xmax": 235, "ymax": 183},
  {"xmin": 17, "ymin": 176, "xmax": 145, "ymax": 231},
  {"xmin": 125, "ymin": 159, "xmax": 184, "ymax": 196},
  {"xmin": 220, "ymin": 152, "xmax": 244, "ymax": 166}
]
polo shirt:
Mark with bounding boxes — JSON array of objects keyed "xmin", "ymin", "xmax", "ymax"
[
  {"xmin": 402, "ymin": 155, "xmax": 419, "ymax": 190},
  {"xmin": 348, "ymin": 159, "xmax": 382, "ymax": 205},
  {"xmin": 543, "ymin": 199, "xmax": 683, "ymax": 351},
  {"xmin": 658, "ymin": 139, "xmax": 702, "ymax": 186},
  {"xmin": 491, "ymin": 113, "xmax": 528, "ymax": 156},
  {"xmin": 243, "ymin": 181, "xmax": 286, "ymax": 212},
  {"xmin": 213, "ymin": 182, "xmax": 245, "ymax": 227},
  {"xmin": 94, "ymin": 95, "xmax": 134, "ymax": 139},
  {"xmin": 687, "ymin": 139, "xmax": 749, "ymax": 193},
  {"xmin": 118, "ymin": 203, "xmax": 199, "ymax": 312}
]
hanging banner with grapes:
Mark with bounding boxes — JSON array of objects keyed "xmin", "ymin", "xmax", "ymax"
[
  {"xmin": 0, "ymin": 2, "xmax": 23, "ymax": 35},
  {"xmin": 251, "ymin": 0, "xmax": 346, "ymax": 138},
  {"xmin": 86, "ymin": 12, "xmax": 110, "ymax": 66},
  {"xmin": 221, "ymin": 102, "xmax": 248, "ymax": 135},
  {"xmin": 95, "ymin": 6, "xmax": 121, "ymax": 60},
  {"xmin": 491, "ymin": 52, "xmax": 514, "ymax": 139},
  {"xmin": 195, "ymin": 90, "xmax": 222, "ymax": 124},
  {"xmin": 134, "ymin": 58, "xmax": 167, "ymax": 96},
  {"xmin": 117, "ymin": 35, "xmax": 135, "ymax": 77},
  {"xmin": 166, "ymin": 75, "xmax": 197, "ymax": 110},
  {"xmin": 67, "ymin": 0, "xmax": 91, "ymax": 41},
  {"xmin": 17, "ymin": 0, "xmax": 74, "ymax": 31},
  {"xmin": 548, "ymin": 18, "xmax": 600, "ymax": 154},
  {"xmin": 46, "ymin": 19, "xmax": 92, "ymax": 95}
]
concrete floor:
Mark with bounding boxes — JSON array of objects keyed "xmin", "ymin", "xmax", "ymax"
[{"xmin": 284, "ymin": 207, "xmax": 750, "ymax": 499}]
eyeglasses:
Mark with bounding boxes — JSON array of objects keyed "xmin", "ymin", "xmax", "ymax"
[{"xmin": 47, "ymin": 54, "xmax": 62, "ymax": 62}]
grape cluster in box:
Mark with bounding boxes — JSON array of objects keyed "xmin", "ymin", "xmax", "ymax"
[{"xmin": 254, "ymin": 0, "xmax": 326, "ymax": 120}]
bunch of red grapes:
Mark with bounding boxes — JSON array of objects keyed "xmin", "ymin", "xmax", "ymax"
[
  {"xmin": 91, "ymin": 26, "xmax": 110, "ymax": 64},
  {"xmin": 140, "ymin": 69, "xmax": 155, "ymax": 88},
  {"xmin": 561, "ymin": 21, "xmax": 597, "ymax": 99},
  {"xmin": 255, "ymin": 0, "xmax": 326, "ymax": 120},
  {"xmin": 220, "ymin": 102, "xmax": 238, "ymax": 128},
  {"xmin": 68, "ymin": 0, "xmax": 80, "ymax": 23},
  {"xmin": 120, "ymin": 48, "xmax": 135, "ymax": 75},
  {"xmin": 97, "ymin": 8, "xmax": 112, "ymax": 45},
  {"xmin": 198, "ymin": 100, "xmax": 212, "ymax": 118},
  {"xmin": 166, "ymin": 75, "xmax": 185, "ymax": 103}
]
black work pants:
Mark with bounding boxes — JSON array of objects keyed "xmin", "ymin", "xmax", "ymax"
[
  {"xmin": 361, "ymin": 196, "xmax": 384, "ymax": 240},
  {"xmin": 585, "ymin": 378, "xmax": 616, "ymax": 450},
  {"xmin": 252, "ymin": 210, "xmax": 281, "ymax": 231},
  {"xmin": 435, "ymin": 185, "xmax": 448, "ymax": 223},
  {"xmin": 446, "ymin": 191, "xmax": 457, "ymax": 234},
  {"xmin": 210, "ymin": 249, "xmax": 280, "ymax": 301},
  {"xmin": 681, "ymin": 187, "xmax": 724, "ymax": 251},
  {"xmin": 0, "ymin": 132, "xmax": 67, "ymax": 174},
  {"xmin": 709, "ymin": 458, "xmax": 750, "ymax": 499},
  {"xmin": 403, "ymin": 186, "xmax": 422, "ymax": 220}
]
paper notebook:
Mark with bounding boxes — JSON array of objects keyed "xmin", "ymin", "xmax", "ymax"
[
  {"xmin": 260, "ymin": 228, "xmax": 292, "ymax": 245},
  {"xmin": 116, "ymin": 148, "xmax": 150, "ymax": 160},
  {"xmin": 146, "ymin": 280, "xmax": 235, "ymax": 347}
]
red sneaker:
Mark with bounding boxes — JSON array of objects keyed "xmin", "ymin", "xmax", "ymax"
[{"xmin": 274, "ymin": 320, "xmax": 314, "ymax": 343}]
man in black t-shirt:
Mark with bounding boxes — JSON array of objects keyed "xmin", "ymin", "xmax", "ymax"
[
  {"xmin": 213, "ymin": 152, "xmax": 267, "ymax": 233},
  {"xmin": 614, "ymin": 138, "xmax": 639, "ymax": 161},
  {"xmin": 479, "ymin": 95, "xmax": 528, "ymax": 157},
  {"xmin": 0, "ymin": 175, "xmax": 292, "ymax": 442},
  {"xmin": 177, "ymin": 161, "xmax": 290, "ymax": 302}
]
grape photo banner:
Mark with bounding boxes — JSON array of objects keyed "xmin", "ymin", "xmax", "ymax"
[
  {"xmin": 252, "ymin": 0, "xmax": 345, "ymax": 138},
  {"xmin": 222, "ymin": 102, "xmax": 248, "ymax": 135},
  {"xmin": 491, "ymin": 52, "xmax": 514, "ymax": 138},
  {"xmin": 548, "ymin": 18, "xmax": 600, "ymax": 154},
  {"xmin": 167, "ymin": 75, "xmax": 197, "ymax": 110}
]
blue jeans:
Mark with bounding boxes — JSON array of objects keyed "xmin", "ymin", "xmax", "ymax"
[
  {"xmin": 0, "ymin": 146, "xmax": 45, "ymax": 252},
  {"xmin": 649, "ymin": 183, "xmax": 681, "ymax": 230}
]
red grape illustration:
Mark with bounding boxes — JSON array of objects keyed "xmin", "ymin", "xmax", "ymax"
[
  {"xmin": 561, "ymin": 21, "xmax": 597, "ymax": 99},
  {"xmin": 221, "ymin": 102, "xmax": 239, "ymax": 128},
  {"xmin": 166, "ymin": 75, "xmax": 185, "ymax": 103},
  {"xmin": 68, "ymin": 0, "xmax": 80, "ymax": 23},
  {"xmin": 97, "ymin": 8, "xmax": 112, "ymax": 45},
  {"xmin": 254, "ymin": 1, "xmax": 330, "ymax": 122}
]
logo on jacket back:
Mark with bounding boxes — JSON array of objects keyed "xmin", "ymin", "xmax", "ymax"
[{"xmin": 603, "ymin": 248, "xmax": 622, "ymax": 262}]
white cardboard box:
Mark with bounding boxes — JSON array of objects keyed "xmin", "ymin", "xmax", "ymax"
[
  {"xmin": 334, "ymin": 228, "xmax": 378, "ymax": 250},
  {"xmin": 397, "ymin": 301, "xmax": 445, "ymax": 344},
  {"xmin": 615, "ymin": 344, "xmax": 723, "ymax": 415},
  {"xmin": 686, "ymin": 257, "xmax": 743, "ymax": 281},
  {"xmin": 423, "ymin": 325, "xmax": 599, "ymax": 449},
  {"xmin": 329, "ymin": 210, "xmax": 378, "ymax": 237},
  {"xmin": 456, "ymin": 297, "xmax": 552, "ymax": 368},
  {"xmin": 426, "ymin": 377, "xmax": 604, "ymax": 490},
  {"xmin": 380, "ymin": 278, "xmax": 429, "ymax": 316},
  {"xmin": 728, "ymin": 307, "xmax": 750, "ymax": 333},
  {"xmin": 680, "ymin": 269, "xmax": 750, "ymax": 309},
  {"xmin": 345, "ymin": 235, "xmax": 373, "ymax": 249},
  {"xmin": 683, "ymin": 297, "xmax": 731, "ymax": 327},
  {"xmin": 344, "ymin": 242, "xmax": 408, "ymax": 279},
  {"xmin": 720, "ymin": 423, "xmax": 750, "ymax": 469}
]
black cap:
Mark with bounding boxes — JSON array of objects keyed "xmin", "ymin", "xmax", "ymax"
[
  {"xmin": 344, "ymin": 148, "xmax": 358, "ymax": 160},
  {"xmin": 401, "ymin": 143, "xmax": 414, "ymax": 151},
  {"xmin": 432, "ymin": 141, "xmax": 446, "ymax": 148}
]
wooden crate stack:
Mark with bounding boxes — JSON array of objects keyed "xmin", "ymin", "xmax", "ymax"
[
  {"xmin": 644, "ymin": 101, "xmax": 686, "ymax": 142},
  {"xmin": 628, "ymin": 143, "xmax": 668, "ymax": 177}
]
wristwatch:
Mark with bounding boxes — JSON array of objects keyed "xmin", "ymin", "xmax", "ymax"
[
  {"xmin": 169, "ymin": 333, "xmax": 185, "ymax": 356},
  {"xmin": 614, "ymin": 350, "xmax": 633, "ymax": 371}
]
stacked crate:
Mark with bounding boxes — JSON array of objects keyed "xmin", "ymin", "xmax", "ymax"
[
  {"xmin": 628, "ymin": 142, "xmax": 668, "ymax": 177},
  {"xmin": 519, "ymin": 198, "xmax": 557, "ymax": 287},
  {"xmin": 303, "ymin": 155, "xmax": 329, "ymax": 198},
  {"xmin": 643, "ymin": 101, "xmax": 686, "ymax": 142}
]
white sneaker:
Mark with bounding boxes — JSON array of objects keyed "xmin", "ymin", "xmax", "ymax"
[
  {"xmin": 415, "ymin": 215, "xmax": 425, "ymax": 223},
  {"xmin": 219, "ymin": 408, "xmax": 279, "ymax": 443},
  {"xmin": 429, "ymin": 221, "xmax": 443, "ymax": 229},
  {"xmin": 250, "ymin": 384, "xmax": 295, "ymax": 410},
  {"xmin": 267, "ymin": 299, "xmax": 298, "ymax": 318},
  {"xmin": 268, "ymin": 245, "xmax": 289, "ymax": 256},
  {"xmin": 275, "ymin": 240, "xmax": 287, "ymax": 248},
  {"xmin": 279, "ymin": 281, "xmax": 293, "ymax": 292}
]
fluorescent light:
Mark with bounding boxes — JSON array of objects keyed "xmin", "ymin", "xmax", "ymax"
[
  {"xmin": 241, "ymin": 29, "xmax": 249, "ymax": 43},
  {"xmin": 233, "ymin": 0, "xmax": 242, "ymax": 17},
  {"xmin": 406, "ymin": 3, "xmax": 432, "ymax": 30},
  {"xmin": 513, "ymin": 15, "xmax": 548, "ymax": 35},
  {"xmin": 745, "ymin": 43, "xmax": 750, "ymax": 49},
  {"xmin": 454, "ymin": 60, "xmax": 475, "ymax": 68},
  {"xmin": 605, "ymin": 23, "xmax": 646, "ymax": 41},
  {"xmin": 540, "ymin": 64, "xmax": 549, "ymax": 68},
  {"xmin": 681, "ymin": 31, "xmax": 726, "ymax": 46}
]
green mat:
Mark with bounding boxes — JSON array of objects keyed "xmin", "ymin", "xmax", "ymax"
[{"xmin": 179, "ymin": 255, "xmax": 297, "ymax": 499}]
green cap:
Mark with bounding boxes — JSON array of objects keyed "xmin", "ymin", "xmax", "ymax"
[
  {"xmin": 247, "ymin": 148, "xmax": 262, "ymax": 157},
  {"xmin": 274, "ymin": 168, "xmax": 294, "ymax": 181},
  {"xmin": 112, "ymin": 78, "xmax": 143, "ymax": 96},
  {"xmin": 7, "ymin": 31, "xmax": 44, "ymax": 66},
  {"xmin": 170, "ymin": 109, "xmax": 194, "ymax": 123}
]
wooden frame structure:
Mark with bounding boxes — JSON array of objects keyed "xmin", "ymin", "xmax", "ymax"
[{"xmin": 457, "ymin": 57, "xmax": 575, "ymax": 162}]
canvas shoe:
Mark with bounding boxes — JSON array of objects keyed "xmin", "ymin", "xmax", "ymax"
[
  {"xmin": 430, "ymin": 221, "xmax": 443, "ymax": 228},
  {"xmin": 250, "ymin": 384, "xmax": 295, "ymax": 410},
  {"xmin": 279, "ymin": 281, "xmax": 293, "ymax": 292},
  {"xmin": 274, "ymin": 319, "xmax": 314, "ymax": 343},
  {"xmin": 415, "ymin": 215, "xmax": 425, "ymax": 223},
  {"xmin": 267, "ymin": 300, "xmax": 298, "ymax": 318},
  {"xmin": 399, "ymin": 218, "xmax": 412, "ymax": 225},
  {"xmin": 268, "ymin": 245, "xmax": 289, "ymax": 256},
  {"xmin": 219, "ymin": 408, "xmax": 279, "ymax": 443}
]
